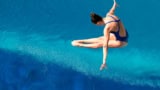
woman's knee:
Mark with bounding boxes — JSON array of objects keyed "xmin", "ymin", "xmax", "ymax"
[
  {"xmin": 93, "ymin": 43, "xmax": 103, "ymax": 48},
  {"xmin": 108, "ymin": 41, "xmax": 121, "ymax": 48},
  {"xmin": 108, "ymin": 41, "xmax": 127, "ymax": 48}
]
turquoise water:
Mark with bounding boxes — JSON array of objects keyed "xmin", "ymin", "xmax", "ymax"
[{"xmin": 0, "ymin": 0, "xmax": 160, "ymax": 89}]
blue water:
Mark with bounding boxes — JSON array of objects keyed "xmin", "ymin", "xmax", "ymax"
[{"xmin": 0, "ymin": 0, "xmax": 160, "ymax": 90}]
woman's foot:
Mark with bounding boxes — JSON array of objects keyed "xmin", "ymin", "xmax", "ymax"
[{"xmin": 71, "ymin": 40, "xmax": 82, "ymax": 46}]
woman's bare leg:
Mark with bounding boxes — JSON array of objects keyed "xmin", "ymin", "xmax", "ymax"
[
  {"xmin": 107, "ymin": 40, "xmax": 127, "ymax": 48},
  {"xmin": 72, "ymin": 33, "xmax": 113, "ymax": 48},
  {"xmin": 72, "ymin": 39, "xmax": 126, "ymax": 48},
  {"xmin": 75, "ymin": 42, "xmax": 103, "ymax": 48},
  {"xmin": 71, "ymin": 36, "xmax": 104, "ymax": 48},
  {"xmin": 71, "ymin": 33, "xmax": 120, "ymax": 48}
]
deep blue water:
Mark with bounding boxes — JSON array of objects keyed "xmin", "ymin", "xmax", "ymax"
[
  {"xmin": 0, "ymin": 0, "xmax": 160, "ymax": 90},
  {"xmin": 0, "ymin": 49, "xmax": 159, "ymax": 90}
]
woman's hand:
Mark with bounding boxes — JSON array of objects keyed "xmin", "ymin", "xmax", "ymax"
[{"xmin": 100, "ymin": 63, "xmax": 107, "ymax": 70}]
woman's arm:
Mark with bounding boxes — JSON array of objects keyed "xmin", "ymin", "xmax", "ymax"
[
  {"xmin": 107, "ymin": 0, "xmax": 118, "ymax": 16},
  {"xmin": 100, "ymin": 27, "xmax": 110, "ymax": 70}
]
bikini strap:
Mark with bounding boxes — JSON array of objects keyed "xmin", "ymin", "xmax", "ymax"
[{"xmin": 107, "ymin": 15, "xmax": 120, "ymax": 22}]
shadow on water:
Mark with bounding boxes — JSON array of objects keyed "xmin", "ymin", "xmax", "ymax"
[{"xmin": 0, "ymin": 49, "xmax": 159, "ymax": 90}]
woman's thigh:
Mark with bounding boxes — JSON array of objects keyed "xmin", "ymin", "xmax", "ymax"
[
  {"xmin": 74, "ymin": 36, "xmax": 104, "ymax": 43},
  {"xmin": 108, "ymin": 40, "xmax": 127, "ymax": 48}
]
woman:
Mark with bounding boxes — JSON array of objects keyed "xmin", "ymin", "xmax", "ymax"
[{"xmin": 71, "ymin": 0, "xmax": 128, "ymax": 70}]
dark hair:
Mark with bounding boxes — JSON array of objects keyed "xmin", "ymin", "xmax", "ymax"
[{"xmin": 90, "ymin": 13, "xmax": 103, "ymax": 24}]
